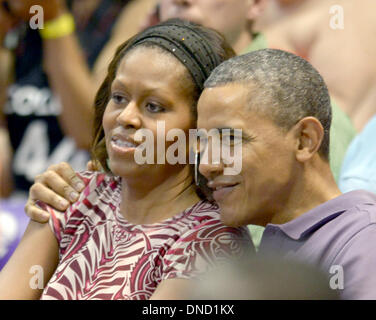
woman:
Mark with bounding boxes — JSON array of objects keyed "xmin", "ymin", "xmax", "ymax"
[{"xmin": 0, "ymin": 19, "xmax": 253, "ymax": 300}]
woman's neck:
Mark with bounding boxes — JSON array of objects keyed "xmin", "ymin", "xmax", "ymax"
[{"xmin": 119, "ymin": 165, "xmax": 201, "ymax": 225}]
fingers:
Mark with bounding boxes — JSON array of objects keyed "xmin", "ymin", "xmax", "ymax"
[
  {"xmin": 31, "ymin": 162, "xmax": 85, "ymax": 208},
  {"xmin": 30, "ymin": 181, "xmax": 71, "ymax": 211},
  {"xmin": 47, "ymin": 162, "xmax": 85, "ymax": 194},
  {"xmin": 25, "ymin": 162, "xmax": 86, "ymax": 223},
  {"xmin": 24, "ymin": 199, "xmax": 50, "ymax": 223}
]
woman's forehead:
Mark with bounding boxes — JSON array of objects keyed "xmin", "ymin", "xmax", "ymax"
[
  {"xmin": 112, "ymin": 48, "xmax": 193, "ymax": 102},
  {"xmin": 119, "ymin": 45, "xmax": 186, "ymax": 71}
]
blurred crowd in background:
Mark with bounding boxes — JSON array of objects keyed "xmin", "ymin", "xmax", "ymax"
[{"xmin": 0, "ymin": 0, "xmax": 375, "ymax": 298}]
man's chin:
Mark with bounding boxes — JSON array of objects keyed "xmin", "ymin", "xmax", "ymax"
[{"xmin": 218, "ymin": 206, "xmax": 243, "ymax": 228}]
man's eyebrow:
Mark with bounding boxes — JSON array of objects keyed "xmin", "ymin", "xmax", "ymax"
[
  {"xmin": 216, "ymin": 127, "xmax": 235, "ymax": 131},
  {"xmin": 222, "ymin": 128, "xmax": 256, "ymax": 141},
  {"xmin": 206, "ymin": 127, "xmax": 255, "ymax": 141}
]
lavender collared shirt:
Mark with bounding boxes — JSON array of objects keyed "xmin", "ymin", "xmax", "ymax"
[{"xmin": 258, "ymin": 190, "xmax": 376, "ymax": 299}]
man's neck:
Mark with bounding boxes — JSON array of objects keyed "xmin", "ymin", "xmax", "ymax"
[{"xmin": 270, "ymin": 163, "xmax": 342, "ymax": 225}]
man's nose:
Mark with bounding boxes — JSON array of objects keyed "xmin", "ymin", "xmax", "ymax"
[
  {"xmin": 116, "ymin": 101, "xmax": 142, "ymax": 129},
  {"xmin": 199, "ymin": 154, "xmax": 224, "ymax": 181},
  {"xmin": 199, "ymin": 160, "xmax": 225, "ymax": 183}
]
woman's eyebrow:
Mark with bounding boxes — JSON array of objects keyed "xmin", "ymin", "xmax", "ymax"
[{"xmin": 111, "ymin": 79, "xmax": 127, "ymax": 90}]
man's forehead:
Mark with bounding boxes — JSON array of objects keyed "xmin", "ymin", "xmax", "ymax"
[{"xmin": 197, "ymin": 84, "xmax": 250, "ymax": 128}]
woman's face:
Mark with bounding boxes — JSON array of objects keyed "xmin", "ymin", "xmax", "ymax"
[{"xmin": 103, "ymin": 46, "xmax": 196, "ymax": 180}]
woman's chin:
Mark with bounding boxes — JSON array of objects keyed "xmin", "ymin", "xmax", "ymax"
[{"xmin": 108, "ymin": 160, "xmax": 142, "ymax": 177}]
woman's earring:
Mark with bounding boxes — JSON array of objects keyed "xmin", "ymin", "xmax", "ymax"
[{"xmin": 195, "ymin": 152, "xmax": 199, "ymax": 186}]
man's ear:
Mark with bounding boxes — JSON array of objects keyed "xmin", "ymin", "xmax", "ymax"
[
  {"xmin": 246, "ymin": 0, "xmax": 269, "ymax": 20},
  {"xmin": 293, "ymin": 117, "xmax": 324, "ymax": 163}
]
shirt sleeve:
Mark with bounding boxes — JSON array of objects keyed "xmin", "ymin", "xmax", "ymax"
[
  {"xmin": 331, "ymin": 224, "xmax": 376, "ymax": 299},
  {"xmin": 161, "ymin": 220, "xmax": 254, "ymax": 280}
]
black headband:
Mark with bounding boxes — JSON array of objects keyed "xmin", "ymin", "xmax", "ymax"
[{"xmin": 122, "ymin": 19, "xmax": 222, "ymax": 91}]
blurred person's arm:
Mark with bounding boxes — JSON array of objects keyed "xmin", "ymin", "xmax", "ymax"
[
  {"xmin": 39, "ymin": 1, "xmax": 97, "ymax": 150},
  {"xmin": 0, "ymin": 220, "xmax": 59, "ymax": 299},
  {"xmin": 0, "ymin": 49, "xmax": 14, "ymax": 197},
  {"xmin": 42, "ymin": 28, "xmax": 96, "ymax": 150},
  {"xmin": 0, "ymin": 125, "xmax": 13, "ymax": 198}
]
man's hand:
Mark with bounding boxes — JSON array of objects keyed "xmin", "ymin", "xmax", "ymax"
[
  {"xmin": 7, "ymin": 0, "xmax": 67, "ymax": 22},
  {"xmin": 25, "ymin": 162, "xmax": 85, "ymax": 223}
]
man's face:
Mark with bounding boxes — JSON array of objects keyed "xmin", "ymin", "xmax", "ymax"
[
  {"xmin": 197, "ymin": 83, "xmax": 298, "ymax": 227},
  {"xmin": 159, "ymin": 0, "xmax": 252, "ymax": 46}
]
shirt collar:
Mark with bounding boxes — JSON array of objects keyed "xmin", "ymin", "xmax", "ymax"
[
  {"xmin": 241, "ymin": 32, "xmax": 268, "ymax": 54},
  {"xmin": 267, "ymin": 190, "xmax": 376, "ymax": 241}
]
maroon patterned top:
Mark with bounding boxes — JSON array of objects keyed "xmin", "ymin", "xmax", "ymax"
[{"xmin": 40, "ymin": 172, "xmax": 253, "ymax": 299}]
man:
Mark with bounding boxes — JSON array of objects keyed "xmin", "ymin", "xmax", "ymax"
[
  {"xmin": 197, "ymin": 48, "xmax": 376, "ymax": 299},
  {"xmin": 156, "ymin": 0, "xmax": 355, "ymax": 245}
]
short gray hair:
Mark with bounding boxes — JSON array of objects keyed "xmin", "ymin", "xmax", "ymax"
[{"xmin": 204, "ymin": 49, "xmax": 332, "ymax": 159}]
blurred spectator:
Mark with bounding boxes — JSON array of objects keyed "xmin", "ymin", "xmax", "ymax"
[
  {"xmin": 339, "ymin": 115, "xmax": 376, "ymax": 194},
  {"xmin": 261, "ymin": 0, "xmax": 376, "ymax": 131},
  {"xmin": 0, "ymin": 0, "xmax": 159, "ymax": 199},
  {"xmin": 254, "ymin": 0, "xmax": 312, "ymax": 30}
]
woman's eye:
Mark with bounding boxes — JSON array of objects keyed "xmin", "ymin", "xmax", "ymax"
[
  {"xmin": 111, "ymin": 93, "xmax": 127, "ymax": 104},
  {"xmin": 146, "ymin": 103, "xmax": 165, "ymax": 113}
]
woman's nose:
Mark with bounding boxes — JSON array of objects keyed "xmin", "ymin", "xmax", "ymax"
[{"xmin": 116, "ymin": 101, "xmax": 142, "ymax": 129}]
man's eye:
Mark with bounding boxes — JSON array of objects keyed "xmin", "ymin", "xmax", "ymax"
[
  {"xmin": 146, "ymin": 103, "xmax": 165, "ymax": 113},
  {"xmin": 111, "ymin": 93, "xmax": 127, "ymax": 104},
  {"xmin": 222, "ymin": 133, "xmax": 243, "ymax": 146}
]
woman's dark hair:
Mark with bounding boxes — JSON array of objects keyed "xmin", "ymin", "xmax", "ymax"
[{"xmin": 91, "ymin": 19, "xmax": 235, "ymax": 198}]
